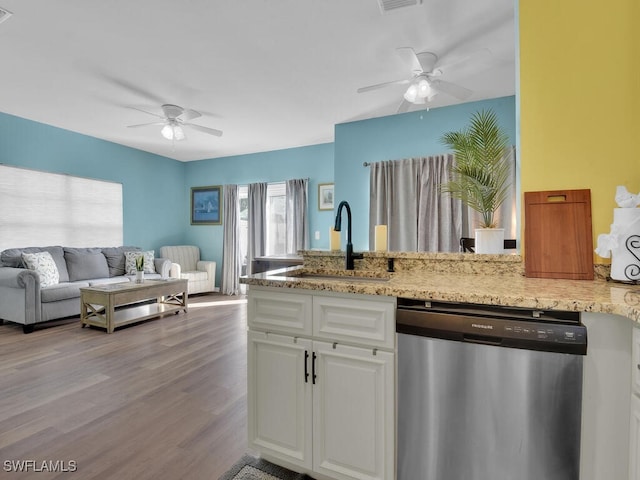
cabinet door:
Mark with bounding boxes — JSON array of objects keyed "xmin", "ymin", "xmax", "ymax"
[
  {"xmin": 312, "ymin": 341, "xmax": 395, "ymax": 480},
  {"xmin": 248, "ymin": 287, "xmax": 312, "ymax": 336},
  {"xmin": 313, "ymin": 294, "xmax": 395, "ymax": 349},
  {"xmin": 633, "ymin": 328, "xmax": 640, "ymax": 395},
  {"xmin": 247, "ymin": 331, "xmax": 313, "ymax": 469},
  {"xmin": 631, "ymin": 394, "xmax": 640, "ymax": 480}
]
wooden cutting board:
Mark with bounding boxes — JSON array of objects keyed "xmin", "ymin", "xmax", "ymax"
[{"xmin": 524, "ymin": 189, "xmax": 594, "ymax": 280}]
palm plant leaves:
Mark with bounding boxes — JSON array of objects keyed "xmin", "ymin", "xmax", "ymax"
[{"xmin": 439, "ymin": 109, "xmax": 512, "ymax": 228}]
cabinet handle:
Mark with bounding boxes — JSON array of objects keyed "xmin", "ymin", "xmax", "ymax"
[
  {"xmin": 304, "ymin": 350, "xmax": 309, "ymax": 383},
  {"xmin": 312, "ymin": 352, "xmax": 317, "ymax": 385}
]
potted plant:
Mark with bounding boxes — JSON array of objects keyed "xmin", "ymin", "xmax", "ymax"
[
  {"xmin": 135, "ymin": 255, "xmax": 145, "ymax": 283},
  {"xmin": 439, "ymin": 109, "xmax": 513, "ymax": 254}
]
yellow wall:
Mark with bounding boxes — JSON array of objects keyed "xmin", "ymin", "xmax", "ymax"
[{"xmin": 519, "ymin": 0, "xmax": 640, "ymax": 262}]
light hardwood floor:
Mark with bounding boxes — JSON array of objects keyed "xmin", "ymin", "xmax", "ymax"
[{"xmin": 0, "ymin": 294, "xmax": 249, "ymax": 480}]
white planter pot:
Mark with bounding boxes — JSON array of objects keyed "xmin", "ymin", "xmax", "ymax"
[
  {"xmin": 135, "ymin": 270, "xmax": 144, "ymax": 284},
  {"xmin": 475, "ymin": 228, "xmax": 505, "ymax": 254}
]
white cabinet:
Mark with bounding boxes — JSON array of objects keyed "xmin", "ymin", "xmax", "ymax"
[
  {"xmin": 247, "ymin": 286, "xmax": 396, "ymax": 480},
  {"xmin": 313, "ymin": 294, "xmax": 395, "ymax": 349},
  {"xmin": 631, "ymin": 393, "xmax": 640, "ymax": 480},
  {"xmin": 248, "ymin": 288, "xmax": 312, "ymax": 336},
  {"xmin": 631, "ymin": 327, "xmax": 640, "ymax": 480},
  {"xmin": 633, "ymin": 327, "xmax": 640, "ymax": 395},
  {"xmin": 312, "ymin": 341, "xmax": 394, "ymax": 480},
  {"xmin": 247, "ymin": 331, "xmax": 312, "ymax": 469}
]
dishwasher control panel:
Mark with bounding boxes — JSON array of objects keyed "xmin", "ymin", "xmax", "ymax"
[
  {"xmin": 396, "ymin": 298, "xmax": 587, "ymax": 355},
  {"xmin": 500, "ymin": 321, "xmax": 586, "ymax": 345}
]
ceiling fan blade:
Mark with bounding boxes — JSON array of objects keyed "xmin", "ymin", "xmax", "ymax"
[
  {"xmin": 396, "ymin": 47, "xmax": 422, "ymax": 73},
  {"xmin": 185, "ymin": 123, "xmax": 223, "ymax": 137},
  {"xmin": 357, "ymin": 78, "xmax": 409, "ymax": 94},
  {"xmin": 126, "ymin": 121, "xmax": 165, "ymax": 128},
  {"xmin": 128, "ymin": 106, "xmax": 165, "ymax": 120},
  {"xmin": 430, "ymin": 79, "xmax": 473, "ymax": 100},
  {"xmin": 396, "ymin": 99, "xmax": 412, "ymax": 114},
  {"xmin": 436, "ymin": 48, "xmax": 493, "ymax": 74},
  {"xmin": 180, "ymin": 109, "xmax": 202, "ymax": 122}
]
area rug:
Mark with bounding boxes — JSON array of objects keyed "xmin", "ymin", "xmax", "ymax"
[{"xmin": 219, "ymin": 454, "xmax": 314, "ymax": 480}]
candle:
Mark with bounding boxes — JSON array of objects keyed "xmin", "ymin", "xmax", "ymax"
[
  {"xmin": 375, "ymin": 225, "xmax": 388, "ymax": 252},
  {"xmin": 330, "ymin": 227, "xmax": 341, "ymax": 251}
]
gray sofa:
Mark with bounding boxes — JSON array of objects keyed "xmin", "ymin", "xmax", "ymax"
[{"xmin": 0, "ymin": 246, "xmax": 171, "ymax": 333}]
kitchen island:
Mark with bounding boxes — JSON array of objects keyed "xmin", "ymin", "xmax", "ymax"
[
  {"xmin": 241, "ymin": 251, "xmax": 640, "ymax": 480},
  {"xmin": 243, "ymin": 250, "xmax": 640, "ymax": 321}
]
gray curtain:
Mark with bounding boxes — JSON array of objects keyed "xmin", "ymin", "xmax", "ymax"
[
  {"xmin": 285, "ymin": 178, "xmax": 309, "ymax": 254},
  {"xmin": 247, "ymin": 182, "xmax": 267, "ymax": 275},
  {"xmin": 369, "ymin": 156, "xmax": 462, "ymax": 252},
  {"xmin": 417, "ymin": 154, "xmax": 462, "ymax": 251},
  {"xmin": 369, "ymin": 159, "xmax": 421, "ymax": 251},
  {"xmin": 221, "ymin": 184, "xmax": 240, "ymax": 295}
]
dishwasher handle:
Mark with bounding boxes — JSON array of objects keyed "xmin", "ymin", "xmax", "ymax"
[
  {"xmin": 463, "ymin": 333, "xmax": 503, "ymax": 346},
  {"xmin": 396, "ymin": 304, "xmax": 588, "ymax": 355}
]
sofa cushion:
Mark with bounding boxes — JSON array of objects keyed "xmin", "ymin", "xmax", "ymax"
[
  {"xmin": 102, "ymin": 246, "xmax": 141, "ymax": 277},
  {"xmin": 124, "ymin": 250, "xmax": 156, "ymax": 274},
  {"xmin": 64, "ymin": 247, "xmax": 109, "ymax": 281},
  {"xmin": 41, "ymin": 281, "xmax": 89, "ymax": 303},
  {"xmin": 1, "ymin": 246, "xmax": 70, "ymax": 282},
  {"xmin": 21, "ymin": 251, "xmax": 60, "ymax": 287},
  {"xmin": 88, "ymin": 277, "xmax": 131, "ymax": 286}
]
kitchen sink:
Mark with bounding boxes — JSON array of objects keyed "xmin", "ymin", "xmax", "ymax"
[
  {"xmin": 273, "ymin": 270, "xmax": 391, "ymax": 283},
  {"xmin": 295, "ymin": 272, "xmax": 390, "ymax": 283}
]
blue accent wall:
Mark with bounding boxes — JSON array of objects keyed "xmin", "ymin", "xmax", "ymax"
[
  {"xmin": 334, "ymin": 96, "xmax": 516, "ymax": 250},
  {"xmin": 0, "ymin": 111, "xmax": 186, "ymax": 252},
  {"xmin": 0, "ymin": 95, "xmax": 515, "ymax": 286},
  {"xmin": 183, "ymin": 143, "xmax": 334, "ymax": 280}
]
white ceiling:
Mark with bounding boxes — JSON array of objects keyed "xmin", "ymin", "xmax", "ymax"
[{"xmin": 0, "ymin": 0, "xmax": 515, "ymax": 162}]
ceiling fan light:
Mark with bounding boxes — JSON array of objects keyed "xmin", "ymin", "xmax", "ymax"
[
  {"xmin": 417, "ymin": 78, "xmax": 431, "ymax": 99},
  {"xmin": 403, "ymin": 84, "xmax": 418, "ymax": 103},
  {"xmin": 173, "ymin": 126, "xmax": 185, "ymax": 141},
  {"xmin": 161, "ymin": 124, "xmax": 174, "ymax": 140}
]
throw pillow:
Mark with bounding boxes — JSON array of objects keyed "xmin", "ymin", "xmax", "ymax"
[
  {"xmin": 124, "ymin": 250, "xmax": 156, "ymax": 275},
  {"xmin": 21, "ymin": 251, "xmax": 60, "ymax": 287},
  {"xmin": 63, "ymin": 248, "xmax": 110, "ymax": 281},
  {"xmin": 102, "ymin": 246, "xmax": 141, "ymax": 277},
  {"xmin": 1, "ymin": 246, "xmax": 70, "ymax": 282}
]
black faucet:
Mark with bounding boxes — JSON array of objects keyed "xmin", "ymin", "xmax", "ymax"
[{"xmin": 334, "ymin": 200, "xmax": 364, "ymax": 270}]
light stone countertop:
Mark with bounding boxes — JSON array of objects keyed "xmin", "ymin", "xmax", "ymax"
[{"xmin": 240, "ymin": 252, "xmax": 640, "ymax": 323}]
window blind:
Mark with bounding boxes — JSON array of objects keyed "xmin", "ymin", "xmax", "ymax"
[{"xmin": 0, "ymin": 165, "xmax": 123, "ymax": 251}]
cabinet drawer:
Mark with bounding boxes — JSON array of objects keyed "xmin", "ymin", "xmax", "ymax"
[
  {"xmin": 313, "ymin": 294, "xmax": 395, "ymax": 349},
  {"xmin": 248, "ymin": 287, "xmax": 312, "ymax": 336},
  {"xmin": 633, "ymin": 327, "xmax": 640, "ymax": 396}
]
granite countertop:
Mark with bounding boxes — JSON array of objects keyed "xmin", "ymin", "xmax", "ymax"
[{"xmin": 241, "ymin": 259, "xmax": 640, "ymax": 323}]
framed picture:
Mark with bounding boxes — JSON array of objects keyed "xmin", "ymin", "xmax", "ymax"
[
  {"xmin": 318, "ymin": 183, "xmax": 334, "ymax": 211},
  {"xmin": 191, "ymin": 186, "xmax": 222, "ymax": 225}
]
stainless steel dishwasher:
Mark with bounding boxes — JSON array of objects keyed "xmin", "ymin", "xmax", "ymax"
[{"xmin": 396, "ymin": 299, "xmax": 587, "ymax": 480}]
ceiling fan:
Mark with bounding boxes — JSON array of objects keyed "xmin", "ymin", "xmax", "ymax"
[
  {"xmin": 357, "ymin": 47, "xmax": 485, "ymax": 112},
  {"xmin": 127, "ymin": 104, "xmax": 223, "ymax": 141}
]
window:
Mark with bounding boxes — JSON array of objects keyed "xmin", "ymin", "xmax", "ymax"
[
  {"xmin": 0, "ymin": 165, "xmax": 123, "ymax": 251},
  {"xmin": 265, "ymin": 183, "xmax": 286, "ymax": 256},
  {"xmin": 238, "ymin": 185, "xmax": 249, "ymax": 274},
  {"xmin": 237, "ymin": 182, "xmax": 286, "ymax": 273}
]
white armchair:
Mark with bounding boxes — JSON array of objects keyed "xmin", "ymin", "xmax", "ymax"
[{"xmin": 159, "ymin": 245, "xmax": 216, "ymax": 295}]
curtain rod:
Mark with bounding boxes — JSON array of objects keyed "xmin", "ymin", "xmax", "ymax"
[{"xmin": 363, "ymin": 162, "xmax": 371, "ymax": 167}]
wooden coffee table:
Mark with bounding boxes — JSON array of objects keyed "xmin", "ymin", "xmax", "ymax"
[{"xmin": 80, "ymin": 279, "xmax": 188, "ymax": 333}]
